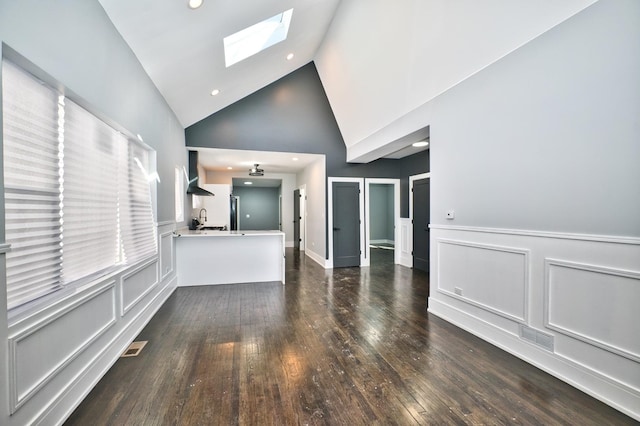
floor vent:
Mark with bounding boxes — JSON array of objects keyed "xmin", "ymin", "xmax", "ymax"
[
  {"xmin": 519, "ymin": 325, "xmax": 554, "ymax": 352},
  {"xmin": 121, "ymin": 341, "xmax": 148, "ymax": 358}
]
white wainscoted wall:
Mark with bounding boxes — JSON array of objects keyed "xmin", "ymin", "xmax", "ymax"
[
  {"xmin": 424, "ymin": 0, "xmax": 640, "ymax": 419},
  {"xmin": 3, "ymin": 222, "xmax": 177, "ymax": 425},
  {"xmin": 429, "ymin": 226, "xmax": 640, "ymax": 419},
  {"xmin": 399, "ymin": 218, "xmax": 413, "ymax": 268}
]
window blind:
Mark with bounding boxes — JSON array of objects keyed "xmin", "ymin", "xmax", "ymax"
[
  {"xmin": 2, "ymin": 60, "xmax": 63, "ymax": 308},
  {"xmin": 120, "ymin": 143, "xmax": 157, "ymax": 264},
  {"xmin": 2, "ymin": 60, "xmax": 158, "ymax": 310},
  {"xmin": 61, "ymin": 98, "xmax": 122, "ymax": 283}
]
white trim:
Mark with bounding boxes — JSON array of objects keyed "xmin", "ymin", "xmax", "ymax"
[
  {"xmin": 305, "ymin": 248, "xmax": 329, "ymax": 268},
  {"xmin": 327, "ymin": 177, "xmax": 366, "ymax": 268},
  {"xmin": 156, "ymin": 220, "xmax": 176, "ymax": 228},
  {"xmin": 159, "ymin": 230, "xmax": 175, "ymax": 281},
  {"xmin": 436, "ymin": 238, "xmax": 530, "ymax": 323},
  {"xmin": 544, "ymin": 258, "xmax": 640, "ymax": 362},
  {"xmin": 35, "ymin": 277, "xmax": 176, "ymax": 425},
  {"xmin": 370, "ymin": 239, "xmax": 395, "ymax": 245},
  {"xmin": 429, "ymin": 298, "xmax": 640, "ymax": 422},
  {"xmin": 364, "ymin": 178, "xmax": 401, "ymax": 266},
  {"xmin": 120, "ymin": 258, "xmax": 159, "ymax": 317},
  {"xmin": 399, "ymin": 218, "xmax": 413, "ymax": 267},
  {"xmin": 0, "ymin": 243, "xmax": 11, "ymax": 254},
  {"xmin": 8, "ymin": 281, "xmax": 116, "ymax": 413},
  {"xmin": 429, "ymin": 224, "xmax": 640, "ymax": 245}
]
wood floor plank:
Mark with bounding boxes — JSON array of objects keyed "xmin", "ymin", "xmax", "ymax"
[{"xmin": 65, "ymin": 248, "xmax": 636, "ymax": 425}]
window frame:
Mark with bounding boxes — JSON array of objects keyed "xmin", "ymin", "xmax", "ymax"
[{"xmin": 2, "ymin": 50, "xmax": 159, "ymax": 316}]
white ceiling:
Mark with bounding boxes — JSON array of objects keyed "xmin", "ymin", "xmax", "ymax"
[
  {"xmin": 98, "ymin": 0, "xmax": 342, "ymax": 128},
  {"xmin": 98, "ymin": 0, "xmax": 429, "ymax": 167},
  {"xmin": 196, "ymin": 148, "xmax": 322, "ymax": 174}
]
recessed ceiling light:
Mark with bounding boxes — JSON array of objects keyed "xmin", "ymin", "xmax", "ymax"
[
  {"xmin": 210, "ymin": 89, "xmax": 220, "ymax": 96},
  {"xmin": 292, "ymin": 157, "xmax": 298, "ymax": 161},
  {"xmin": 286, "ymin": 53, "xmax": 294, "ymax": 61},
  {"xmin": 188, "ymin": 0, "xmax": 203, "ymax": 9},
  {"xmin": 412, "ymin": 141, "xmax": 429, "ymax": 148},
  {"xmin": 227, "ymin": 166, "xmax": 233, "ymax": 170},
  {"xmin": 244, "ymin": 181, "xmax": 253, "ymax": 185}
]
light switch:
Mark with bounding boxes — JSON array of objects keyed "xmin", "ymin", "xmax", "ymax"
[{"xmin": 446, "ymin": 210, "xmax": 455, "ymax": 220}]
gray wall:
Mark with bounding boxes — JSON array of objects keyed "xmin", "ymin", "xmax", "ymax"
[
  {"xmin": 431, "ymin": 0, "xmax": 640, "ymax": 237},
  {"xmin": 185, "ymin": 62, "xmax": 429, "ymax": 218},
  {"xmin": 0, "ymin": 2, "xmax": 186, "ymax": 424},
  {"xmin": 0, "ymin": 1, "xmax": 186, "ymax": 224},
  {"xmin": 233, "ymin": 186, "xmax": 281, "ymax": 231},
  {"xmin": 370, "ymin": 184, "xmax": 394, "ymax": 242}
]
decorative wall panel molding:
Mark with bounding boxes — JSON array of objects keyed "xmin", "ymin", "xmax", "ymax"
[
  {"xmin": 399, "ymin": 218, "xmax": 413, "ymax": 268},
  {"xmin": 545, "ymin": 259, "xmax": 640, "ymax": 362},
  {"xmin": 120, "ymin": 259, "xmax": 159, "ymax": 316},
  {"xmin": 437, "ymin": 239, "xmax": 529, "ymax": 322},
  {"xmin": 430, "ymin": 224, "xmax": 640, "ymax": 245},
  {"xmin": 8, "ymin": 281, "xmax": 116, "ymax": 412},
  {"xmin": 160, "ymin": 231, "xmax": 174, "ymax": 281}
]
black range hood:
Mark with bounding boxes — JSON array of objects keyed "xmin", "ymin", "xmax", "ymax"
[{"xmin": 187, "ymin": 151, "xmax": 214, "ymax": 196}]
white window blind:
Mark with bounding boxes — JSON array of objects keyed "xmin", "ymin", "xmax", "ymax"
[
  {"xmin": 2, "ymin": 60, "xmax": 157, "ymax": 310},
  {"xmin": 2, "ymin": 61, "xmax": 62, "ymax": 308},
  {"xmin": 61, "ymin": 98, "xmax": 122, "ymax": 283},
  {"xmin": 120, "ymin": 143, "xmax": 157, "ymax": 264}
]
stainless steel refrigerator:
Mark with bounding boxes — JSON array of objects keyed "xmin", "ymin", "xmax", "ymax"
[{"xmin": 230, "ymin": 195, "xmax": 239, "ymax": 230}]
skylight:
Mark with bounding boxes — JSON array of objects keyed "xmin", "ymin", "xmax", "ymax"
[{"xmin": 224, "ymin": 9, "xmax": 293, "ymax": 67}]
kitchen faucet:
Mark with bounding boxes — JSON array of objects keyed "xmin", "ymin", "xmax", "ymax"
[{"xmin": 199, "ymin": 208, "xmax": 207, "ymax": 224}]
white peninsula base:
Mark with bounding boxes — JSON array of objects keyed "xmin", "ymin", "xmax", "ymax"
[{"xmin": 175, "ymin": 230, "xmax": 285, "ymax": 286}]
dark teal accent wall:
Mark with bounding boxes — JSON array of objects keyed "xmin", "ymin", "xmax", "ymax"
[
  {"xmin": 232, "ymin": 186, "xmax": 280, "ymax": 230},
  {"xmin": 185, "ymin": 61, "xmax": 429, "ymax": 218}
]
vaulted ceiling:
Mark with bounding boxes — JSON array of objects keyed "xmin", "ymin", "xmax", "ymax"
[
  {"xmin": 98, "ymin": 0, "xmax": 596, "ymax": 163},
  {"xmin": 98, "ymin": 0, "xmax": 342, "ymax": 128}
]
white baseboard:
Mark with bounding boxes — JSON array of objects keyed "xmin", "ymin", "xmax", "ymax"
[
  {"xmin": 429, "ymin": 298, "xmax": 640, "ymax": 421},
  {"xmin": 40, "ymin": 277, "xmax": 177, "ymax": 425},
  {"xmin": 305, "ymin": 249, "xmax": 329, "ymax": 268},
  {"xmin": 370, "ymin": 239, "xmax": 394, "ymax": 246}
]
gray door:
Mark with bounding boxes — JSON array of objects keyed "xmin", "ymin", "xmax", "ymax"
[
  {"xmin": 293, "ymin": 189, "xmax": 301, "ymax": 250},
  {"xmin": 332, "ymin": 181, "xmax": 360, "ymax": 268},
  {"xmin": 412, "ymin": 178, "xmax": 430, "ymax": 272}
]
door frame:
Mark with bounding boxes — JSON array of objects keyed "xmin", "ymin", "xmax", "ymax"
[
  {"xmin": 327, "ymin": 177, "xmax": 365, "ymax": 269},
  {"xmin": 299, "ymin": 185, "xmax": 306, "ymax": 251},
  {"xmin": 364, "ymin": 178, "xmax": 400, "ymax": 267}
]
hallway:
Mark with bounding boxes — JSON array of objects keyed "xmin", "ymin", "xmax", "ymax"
[{"xmin": 66, "ymin": 249, "xmax": 633, "ymax": 425}]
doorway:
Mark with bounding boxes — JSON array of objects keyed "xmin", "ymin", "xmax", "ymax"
[
  {"xmin": 410, "ymin": 174, "xmax": 430, "ymax": 272},
  {"xmin": 364, "ymin": 178, "xmax": 400, "ymax": 267},
  {"xmin": 328, "ymin": 177, "xmax": 365, "ymax": 268},
  {"xmin": 292, "ymin": 186, "xmax": 307, "ymax": 250}
]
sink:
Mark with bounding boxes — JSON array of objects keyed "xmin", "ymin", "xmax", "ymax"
[{"xmin": 199, "ymin": 226, "xmax": 226, "ymax": 231}]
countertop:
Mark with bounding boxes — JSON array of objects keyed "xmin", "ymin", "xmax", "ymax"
[{"xmin": 175, "ymin": 228, "xmax": 284, "ymax": 238}]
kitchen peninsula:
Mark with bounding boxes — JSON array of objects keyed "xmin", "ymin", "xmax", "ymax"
[{"xmin": 174, "ymin": 230, "xmax": 285, "ymax": 286}]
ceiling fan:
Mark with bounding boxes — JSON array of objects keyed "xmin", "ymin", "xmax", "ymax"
[{"xmin": 249, "ymin": 164, "xmax": 264, "ymax": 176}]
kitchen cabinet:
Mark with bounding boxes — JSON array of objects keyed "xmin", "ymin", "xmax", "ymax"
[{"xmin": 174, "ymin": 230, "xmax": 285, "ymax": 286}]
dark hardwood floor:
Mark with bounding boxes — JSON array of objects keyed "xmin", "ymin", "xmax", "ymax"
[{"xmin": 65, "ymin": 248, "xmax": 636, "ymax": 425}]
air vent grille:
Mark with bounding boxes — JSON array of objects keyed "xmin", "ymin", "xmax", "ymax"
[{"xmin": 519, "ymin": 325, "xmax": 554, "ymax": 352}]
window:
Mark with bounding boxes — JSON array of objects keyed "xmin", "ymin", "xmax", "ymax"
[
  {"xmin": 175, "ymin": 167, "xmax": 185, "ymax": 223},
  {"xmin": 223, "ymin": 9, "xmax": 293, "ymax": 67},
  {"xmin": 2, "ymin": 60, "xmax": 157, "ymax": 310}
]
